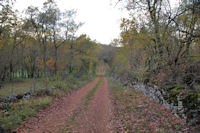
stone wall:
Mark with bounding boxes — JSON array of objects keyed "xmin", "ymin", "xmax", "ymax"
[{"xmin": 109, "ymin": 74, "xmax": 200, "ymax": 126}]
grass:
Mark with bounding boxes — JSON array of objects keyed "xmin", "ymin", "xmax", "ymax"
[
  {"xmin": 0, "ymin": 96, "xmax": 52, "ymax": 131},
  {"xmin": 0, "ymin": 87, "xmax": 31, "ymax": 97},
  {"xmin": 0, "ymin": 73, "xmax": 95, "ymax": 98},
  {"xmin": 64, "ymin": 109, "xmax": 82, "ymax": 132},
  {"xmin": 0, "ymin": 73, "xmax": 96, "ymax": 132},
  {"xmin": 0, "ymin": 79, "xmax": 45, "ymax": 97},
  {"xmin": 84, "ymin": 77, "xmax": 103, "ymax": 108},
  {"xmin": 47, "ymin": 74, "xmax": 95, "ymax": 97}
]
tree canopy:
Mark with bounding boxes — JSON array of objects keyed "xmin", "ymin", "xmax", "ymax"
[{"xmin": 0, "ymin": 0, "xmax": 100, "ymax": 81}]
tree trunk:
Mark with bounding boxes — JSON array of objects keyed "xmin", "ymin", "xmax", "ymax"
[
  {"xmin": 42, "ymin": 35, "xmax": 47, "ymax": 77},
  {"xmin": 53, "ymin": 30, "xmax": 58, "ymax": 75},
  {"xmin": 69, "ymin": 40, "xmax": 74, "ymax": 73},
  {"xmin": 54, "ymin": 46, "xmax": 58, "ymax": 75}
]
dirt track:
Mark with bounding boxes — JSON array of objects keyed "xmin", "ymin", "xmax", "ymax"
[
  {"xmin": 74, "ymin": 76, "xmax": 113, "ymax": 133},
  {"xmin": 15, "ymin": 63, "xmax": 113, "ymax": 133},
  {"xmin": 13, "ymin": 62, "xmax": 193, "ymax": 133},
  {"xmin": 15, "ymin": 77, "xmax": 100, "ymax": 133},
  {"xmin": 69, "ymin": 62, "xmax": 114, "ymax": 132}
]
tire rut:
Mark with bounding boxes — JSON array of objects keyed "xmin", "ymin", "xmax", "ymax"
[
  {"xmin": 71, "ymin": 76, "xmax": 114, "ymax": 133},
  {"xmin": 14, "ymin": 77, "xmax": 100, "ymax": 133}
]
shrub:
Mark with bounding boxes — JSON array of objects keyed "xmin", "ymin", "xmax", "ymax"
[{"xmin": 0, "ymin": 96, "xmax": 52, "ymax": 131}]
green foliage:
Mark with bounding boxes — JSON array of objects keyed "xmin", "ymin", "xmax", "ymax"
[
  {"xmin": 0, "ymin": 72, "xmax": 95, "ymax": 131},
  {"xmin": 45, "ymin": 72, "xmax": 96, "ymax": 98},
  {"xmin": 108, "ymin": 0, "xmax": 200, "ymax": 87},
  {"xmin": 0, "ymin": 0, "xmax": 99, "ymax": 83},
  {"xmin": 175, "ymin": 125, "xmax": 182, "ymax": 131},
  {"xmin": 182, "ymin": 91, "xmax": 199, "ymax": 108},
  {"xmin": 0, "ymin": 96, "xmax": 52, "ymax": 131},
  {"xmin": 106, "ymin": 1, "xmax": 200, "ymax": 127}
]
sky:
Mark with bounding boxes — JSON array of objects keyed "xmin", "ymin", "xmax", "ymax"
[
  {"xmin": 14, "ymin": 0, "xmax": 128, "ymax": 44},
  {"xmin": 13, "ymin": 0, "xmax": 178, "ymax": 44}
]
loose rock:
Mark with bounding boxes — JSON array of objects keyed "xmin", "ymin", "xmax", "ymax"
[{"xmin": 9, "ymin": 94, "xmax": 16, "ymax": 101}]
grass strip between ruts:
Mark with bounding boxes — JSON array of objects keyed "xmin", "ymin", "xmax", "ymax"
[
  {"xmin": 84, "ymin": 76, "xmax": 103, "ymax": 108},
  {"xmin": 64, "ymin": 76, "xmax": 103, "ymax": 132}
]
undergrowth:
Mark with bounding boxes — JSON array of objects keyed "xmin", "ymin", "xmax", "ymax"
[
  {"xmin": 0, "ymin": 73, "xmax": 96, "ymax": 132},
  {"xmin": 0, "ymin": 96, "xmax": 52, "ymax": 132}
]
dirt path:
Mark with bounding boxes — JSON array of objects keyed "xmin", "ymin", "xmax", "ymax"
[
  {"xmin": 13, "ymin": 62, "xmax": 192, "ymax": 132},
  {"xmin": 63, "ymin": 62, "xmax": 114, "ymax": 132},
  {"xmin": 74, "ymin": 76, "xmax": 113, "ymax": 133},
  {"xmin": 15, "ymin": 62, "xmax": 114, "ymax": 133},
  {"xmin": 14, "ymin": 77, "xmax": 99, "ymax": 133}
]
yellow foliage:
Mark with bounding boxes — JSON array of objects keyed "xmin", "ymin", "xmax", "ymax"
[
  {"xmin": 37, "ymin": 59, "xmax": 44, "ymax": 71},
  {"xmin": 0, "ymin": 44, "xmax": 3, "ymax": 48},
  {"xmin": 46, "ymin": 57, "xmax": 55, "ymax": 71}
]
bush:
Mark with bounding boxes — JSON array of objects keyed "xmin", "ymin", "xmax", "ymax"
[{"xmin": 0, "ymin": 96, "xmax": 52, "ymax": 131}]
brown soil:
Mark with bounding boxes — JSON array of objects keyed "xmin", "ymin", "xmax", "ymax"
[
  {"xmin": 14, "ymin": 62, "xmax": 114, "ymax": 133},
  {"xmin": 14, "ymin": 77, "xmax": 99, "ymax": 133},
  {"xmin": 74, "ymin": 76, "xmax": 114, "ymax": 133},
  {"xmin": 64, "ymin": 61, "xmax": 114, "ymax": 133}
]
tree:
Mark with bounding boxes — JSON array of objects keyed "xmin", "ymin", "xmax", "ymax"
[
  {"xmin": 0, "ymin": 0, "xmax": 99, "ymax": 83},
  {"xmin": 61, "ymin": 10, "xmax": 83, "ymax": 73}
]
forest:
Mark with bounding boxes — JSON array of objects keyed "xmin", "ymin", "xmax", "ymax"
[
  {"xmin": 0, "ymin": 0, "xmax": 200, "ymax": 132},
  {"xmin": 0, "ymin": 0, "xmax": 100, "ymax": 81},
  {"xmin": 0, "ymin": 0, "xmax": 101, "ymax": 131},
  {"xmin": 103, "ymin": 0, "xmax": 200, "ymax": 127}
]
